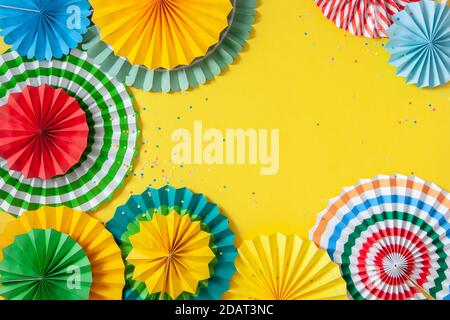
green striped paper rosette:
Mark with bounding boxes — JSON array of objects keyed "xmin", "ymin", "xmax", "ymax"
[
  {"xmin": 0, "ymin": 49, "xmax": 139, "ymax": 216},
  {"xmin": 81, "ymin": 0, "xmax": 256, "ymax": 93}
]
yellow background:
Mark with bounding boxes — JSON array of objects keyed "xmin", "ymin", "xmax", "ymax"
[{"xmin": 0, "ymin": 0, "xmax": 449, "ymax": 248}]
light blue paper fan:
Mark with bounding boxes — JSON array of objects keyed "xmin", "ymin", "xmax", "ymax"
[
  {"xmin": 0, "ymin": 0, "xmax": 91, "ymax": 61},
  {"xmin": 106, "ymin": 186, "xmax": 237, "ymax": 300},
  {"xmin": 81, "ymin": 0, "xmax": 256, "ymax": 93},
  {"xmin": 386, "ymin": 0, "xmax": 450, "ymax": 88}
]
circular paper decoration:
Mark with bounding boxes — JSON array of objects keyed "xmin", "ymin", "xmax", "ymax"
[
  {"xmin": 315, "ymin": 0, "xmax": 420, "ymax": 38},
  {"xmin": 223, "ymin": 233, "xmax": 347, "ymax": 300},
  {"xmin": 310, "ymin": 174, "xmax": 450, "ymax": 300},
  {"xmin": 0, "ymin": 206, "xmax": 125, "ymax": 300},
  {"xmin": 0, "ymin": 0, "xmax": 91, "ymax": 60},
  {"xmin": 0, "ymin": 228, "xmax": 92, "ymax": 300},
  {"xmin": 0, "ymin": 85, "xmax": 89, "ymax": 180},
  {"xmin": 106, "ymin": 186, "xmax": 238, "ymax": 300},
  {"xmin": 82, "ymin": 0, "xmax": 256, "ymax": 93},
  {"xmin": 0, "ymin": 49, "xmax": 139, "ymax": 215},
  {"xmin": 90, "ymin": 0, "xmax": 233, "ymax": 70},
  {"xmin": 125, "ymin": 211, "xmax": 216, "ymax": 300},
  {"xmin": 386, "ymin": 0, "xmax": 450, "ymax": 88}
]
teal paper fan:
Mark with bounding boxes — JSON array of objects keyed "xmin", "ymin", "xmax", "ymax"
[
  {"xmin": 0, "ymin": 229, "xmax": 92, "ymax": 300},
  {"xmin": 106, "ymin": 186, "xmax": 237, "ymax": 300},
  {"xmin": 82, "ymin": 0, "xmax": 256, "ymax": 93},
  {"xmin": 386, "ymin": 0, "xmax": 450, "ymax": 88}
]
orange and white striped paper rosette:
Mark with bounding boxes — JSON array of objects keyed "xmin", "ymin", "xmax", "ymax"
[{"xmin": 314, "ymin": 0, "xmax": 420, "ymax": 38}]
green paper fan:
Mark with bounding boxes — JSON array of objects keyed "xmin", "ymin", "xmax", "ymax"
[
  {"xmin": 82, "ymin": 0, "xmax": 256, "ymax": 93},
  {"xmin": 0, "ymin": 229, "xmax": 92, "ymax": 300}
]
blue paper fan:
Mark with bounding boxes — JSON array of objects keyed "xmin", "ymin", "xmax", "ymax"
[
  {"xmin": 0, "ymin": 0, "xmax": 91, "ymax": 60},
  {"xmin": 106, "ymin": 186, "xmax": 237, "ymax": 300},
  {"xmin": 386, "ymin": 0, "xmax": 450, "ymax": 88}
]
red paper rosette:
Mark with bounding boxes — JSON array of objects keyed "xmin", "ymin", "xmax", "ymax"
[
  {"xmin": 315, "ymin": 0, "xmax": 420, "ymax": 38},
  {"xmin": 0, "ymin": 85, "xmax": 89, "ymax": 180}
]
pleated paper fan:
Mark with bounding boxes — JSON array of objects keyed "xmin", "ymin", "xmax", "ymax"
[
  {"xmin": 310, "ymin": 174, "xmax": 450, "ymax": 300},
  {"xmin": 120, "ymin": 217, "xmax": 217, "ymax": 301},
  {"xmin": 124, "ymin": 211, "xmax": 216, "ymax": 300},
  {"xmin": 0, "ymin": 229, "xmax": 92, "ymax": 300},
  {"xmin": 386, "ymin": 0, "xmax": 450, "ymax": 88},
  {"xmin": 0, "ymin": 85, "xmax": 89, "ymax": 180},
  {"xmin": 106, "ymin": 186, "xmax": 238, "ymax": 300},
  {"xmin": 315, "ymin": 0, "xmax": 420, "ymax": 38},
  {"xmin": 90, "ymin": 0, "xmax": 233, "ymax": 70},
  {"xmin": 0, "ymin": 206, "xmax": 125, "ymax": 300},
  {"xmin": 82, "ymin": 0, "xmax": 256, "ymax": 93},
  {"xmin": 223, "ymin": 233, "xmax": 347, "ymax": 300},
  {"xmin": 0, "ymin": 0, "xmax": 91, "ymax": 60},
  {"xmin": 0, "ymin": 49, "xmax": 139, "ymax": 215}
]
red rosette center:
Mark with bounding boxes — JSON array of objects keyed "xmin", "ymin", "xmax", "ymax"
[
  {"xmin": 357, "ymin": 227, "xmax": 431, "ymax": 300},
  {"xmin": 375, "ymin": 246, "xmax": 414, "ymax": 285},
  {"xmin": 0, "ymin": 85, "xmax": 89, "ymax": 180}
]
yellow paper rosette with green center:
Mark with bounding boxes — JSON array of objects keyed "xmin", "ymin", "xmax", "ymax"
[
  {"xmin": 0, "ymin": 206, "xmax": 125, "ymax": 300},
  {"xmin": 90, "ymin": 0, "xmax": 233, "ymax": 70},
  {"xmin": 0, "ymin": 229, "xmax": 93, "ymax": 300}
]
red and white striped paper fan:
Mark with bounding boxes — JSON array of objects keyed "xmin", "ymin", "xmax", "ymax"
[{"xmin": 315, "ymin": 0, "xmax": 420, "ymax": 38}]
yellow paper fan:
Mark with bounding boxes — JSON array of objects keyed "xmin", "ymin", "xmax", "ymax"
[
  {"xmin": 223, "ymin": 233, "xmax": 348, "ymax": 300},
  {"xmin": 91, "ymin": 0, "xmax": 233, "ymax": 70},
  {"xmin": 127, "ymin": 211, "xmax": 215, "ymax": 300},
  {"xmin": 0, "ymin": 206, "xmax": 125, "ymax": 300}
]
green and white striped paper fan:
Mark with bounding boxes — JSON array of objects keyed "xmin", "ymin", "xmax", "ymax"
[{"xmin": 0, "ymin": 49, "xmax": 139, "ymax": 215}]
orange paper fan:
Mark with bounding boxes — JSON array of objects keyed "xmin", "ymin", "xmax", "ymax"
[{"xmin": 91, "ymin": 0, "xmax": 233, "ymax": 70}]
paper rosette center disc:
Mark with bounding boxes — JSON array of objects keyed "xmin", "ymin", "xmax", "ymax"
[
  {"xmin": 0, "ymin": 85, "xmax": 89, "ymax": 180},
  {"xmin": 382, "ymin": 253, "xmax": 410, "ymax": 279},
  {"xmin": 126, "ymin": 211, "xmax": 215, "ymax": 300},
  {"xmin": 91, "ymin": 0, "xmax": 233, "ymax": 70}
]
